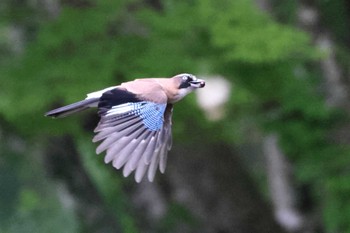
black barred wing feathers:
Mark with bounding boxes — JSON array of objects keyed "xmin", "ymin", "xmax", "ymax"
[{"xmin": 94, "ymin": 88, "xmax": 173, "ymax": 182}]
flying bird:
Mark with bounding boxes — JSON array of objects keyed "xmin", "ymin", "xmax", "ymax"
[{"xmin": 45, "ymin": 73, "xmax": 205, "ymax": 182}]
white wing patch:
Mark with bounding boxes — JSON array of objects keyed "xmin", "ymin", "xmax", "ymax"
[{"xmin": 105, "ymin": 103, "xmax": 138, "ymax": 117}]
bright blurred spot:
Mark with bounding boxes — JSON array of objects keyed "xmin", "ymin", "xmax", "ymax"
[{"xmin": 195, "ymin": 75, "xmax": 232, "ymax": 121}]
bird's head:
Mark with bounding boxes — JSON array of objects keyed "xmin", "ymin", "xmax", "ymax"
[
  {"xmin": 177, "ymin": 73, "xmax": 206, "ymax": 89},
  {"xmin": 169, "ymin": 73, "xmax": 205, "ymax": 103}
]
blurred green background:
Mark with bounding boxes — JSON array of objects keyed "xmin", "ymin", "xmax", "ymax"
[{"xmin": 1, "ymin": 0, "xmax": 350, "ymax": 233}]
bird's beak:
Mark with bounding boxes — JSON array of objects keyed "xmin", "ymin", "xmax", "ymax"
[{"xmin": 190, "ymin": 79, "xmax": 206, "ymax": 88}]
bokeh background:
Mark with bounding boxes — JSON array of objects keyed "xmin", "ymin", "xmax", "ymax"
[{"xmin": 1, "ymin": 0, "xmax": 350, "ymax": 233}]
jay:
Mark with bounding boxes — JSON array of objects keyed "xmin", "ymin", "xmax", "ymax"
[{"xmin": 45, "ymin": 73, "xmax": 205, "ymax": 182}]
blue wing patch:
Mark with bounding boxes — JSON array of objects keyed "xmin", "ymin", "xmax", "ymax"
[
  {"xmin": 105, "ymin": 102, "xmax": 167, "ymax": 131},
  {"xmin": 136, "ymin": 102, "xmax": 166, "ymax": 131}
]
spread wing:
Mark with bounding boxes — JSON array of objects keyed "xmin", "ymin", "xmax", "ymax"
[{"xmin": 93, "ymin": 88, "xmax": 173, "ymax": 182}]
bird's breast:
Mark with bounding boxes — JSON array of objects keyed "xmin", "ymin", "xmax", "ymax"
[{"xmin": 168, "ymin": 88, "xmax": 193, "ymax": 103}]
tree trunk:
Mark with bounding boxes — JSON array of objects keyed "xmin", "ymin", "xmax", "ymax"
[
  {"xmin": 264, "ymin": 134, "xmax": 304, "ymax": 232},
  {"xmin": 296, "ymin": 0, "xmax": 348, "ymax": 108}
]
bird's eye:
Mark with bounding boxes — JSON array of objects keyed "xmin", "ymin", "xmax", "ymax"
[
  {"xmin": 179, "ymin": 74, "xmax": 198, "ymax": 89},
  {"xmin": 182, "ymin": 75, "xmax": 193, "ymax": 82}
]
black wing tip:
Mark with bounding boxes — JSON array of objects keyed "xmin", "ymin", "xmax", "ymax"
[{"xmin": 44, "ymin": 107, "xmax": 72, "ymax": 118}]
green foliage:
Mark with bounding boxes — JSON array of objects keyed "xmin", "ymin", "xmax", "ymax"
[
  {"xmin": 198, "ymin": 0, "xmax": 313, "ymax": 63},
  {"xmin": 156, "ymin": 203, "xmax": 198, "ymax": 233},
  {"xmin": 0, "ymin": 131, "xmax": 78, "ymax": 233},
  {"xmin": 1, "ymin": 1, "xmax": 127, "ymax": 137},
  {"xmin": 318, "ymin": 0, "xmax": 350, "ymax": 44},
  {"xmin": 78, "ymin": 137, "xmax": 139, "ymax": 233}
]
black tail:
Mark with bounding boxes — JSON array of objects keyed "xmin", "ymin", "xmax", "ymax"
[{"xmin": 45, "ymin": 98, "xmax": 99, "ymax": 118}]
